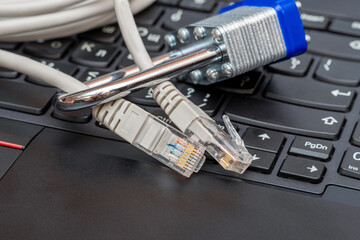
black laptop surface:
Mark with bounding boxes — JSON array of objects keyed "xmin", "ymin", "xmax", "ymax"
[{"xmin": 0, "ymin": 0, "xmax": 360, "ymax": 239}]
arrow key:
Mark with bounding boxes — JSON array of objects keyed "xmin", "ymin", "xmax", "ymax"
[
  {"xmin": 242, "ymin": 127, "xmax": 285, "ymax": 153},
  {"xmin": 279, "ymin": 156, "xmax": 326, "ymax": 183},
  {"xmin": 248, "ymin": 149, "xmax": 277, "ymax": 173}
]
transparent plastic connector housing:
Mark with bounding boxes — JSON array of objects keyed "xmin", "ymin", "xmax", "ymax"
[
  {"xmin": 186, "ymin": 115, "xmax": 253, "ymax": 174},
  {"xmin": 134, "ymin": 117, "xmax": 206, "ymax": 177}
]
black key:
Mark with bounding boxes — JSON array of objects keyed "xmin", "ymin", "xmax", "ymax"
[
  {"xmin": 135, "ymin": 6, "xmax": 164, "ymax": 25},
  {"xmin": 118, "ymin": 52, "xmax": 135, "ymax": 68},
  {"xmin": 52, "ymin": 108, "xmax": 92, "ymax": 123},
  {"xmin": 265, "ymin": 75, "xmax": 355, "ymax": 112},
  {"xmin": 289, "ymin": 136, "xmax": 333, "ymax": 161},
  {"xmin": 339, "ymin": 147, "xmax": 360, "ymax": 180},
  {"xmin": 314, "ymin": 58, "xmax": 360, "ymax": 86},
  {"xmin": 300, "ymin": 12, "xmax": 329, "ymax": 30},
  {"xmin": 330, "ymin": 20, "xmax": 360, "ymax": 37},
  {"xmin": 157, "ymin": 0, "xmax": 179, "ymax": 6},
  {"xmin": 242, "ymin": 127, "xmax": 284, "ymax": 153},
  {"xmin": 80, "ymin": 24, "xmax": 121, "ymax": 43},
  {"xmin": 248, "ymin": 149, "xmax": 277, "ymax": 173},
  {"xmin": 279, "ymin": 156, "xmax": 325, "ymax": 183},
  {"xmin": 0, "ymin": 81, "xmax": 57, "ymax": 114},
  {"xmin": 214, "ymin": 71, "xmax": 262, "ymax": 95},
  {"xmin": 307, "ymin": 31, "xmax": 360, "ymax": 61},
  {"xmin": 71, "ymin": 41, "xmax": 119, "ymax": 68},
  {"xmin": 351, "ymin": 122, "xmax": 360, "ymax": 147},
  {"xmin": 180, "ymin": 85, "xmax": 223, "ymax": 116},
  {"xmin": 118, "ymin": 51, "xmax": 159, "ymax": 69},
  {"xmin": 79, "ymin": 70, "xmax": 108, "ymax": 82},
  {"xmin": 179, "ymin": 0, "xmax": 217, "ymax": 12},
  {"xmin": 126, "ymin": 87, "xmax": 158, "ymax": 107},
  {"xmin": 137, "ymin": 26, "xmax": 165, "ymax": 52},
  {"xmin": 26, "ymin": 60, "xmax": 77, "ymax": 87},
  {"xmin": 0, "ymin": 118, "xmax": 43, "ymax": 148},
  {"xmin": 0, "ymin": 67, "xmax": 19, "ymax": 79},
  {"xmin": 0, "ymin": 42, "xmax": 19, "ymax": 50},
  {"xmin": 267, "ymin": 55, "xmax": 312, "ymax": 76},
  {"xmin": 162, "ymin": 9, "xmax": 208, "ymax": 30},
  {"xmin": 146, "ymin": 107, "xmax": 177, "ymax": 128},
  {"xmin": 0, "ymin": 147, "xmax": 21, "ymax": 180},
  {"xmin": 23, "ymin": 39, "xmax": 73, "ymax": 60},
  {"xmin": 225, "ymin": 97, "xmax": 344, "ymax": 140}
]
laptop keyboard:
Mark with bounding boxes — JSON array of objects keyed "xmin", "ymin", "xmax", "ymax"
[{"xmin": 0, "ymin": 0, "xmax": 360, "ymax": 194}]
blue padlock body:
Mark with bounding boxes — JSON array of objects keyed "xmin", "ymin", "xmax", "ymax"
[{"xmin": 219, "ymin": 0, "xmax": 307, "ymax": 60}]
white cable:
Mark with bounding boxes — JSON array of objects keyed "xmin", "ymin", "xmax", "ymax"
[
  {"xmin": 0, "ymin": 0, "xmax": 85, "ymax": 17},
  {"xmin": 0, "ymin": 0, "xmax": 114, "ymax": 37},
  {"xmin": 0, "ymin": 49, "xmax": 87, "ymax": 93},
  {"xmin": 113, "ymin": 0, "xmax": 208, "ymax": 127},
  {"xmin": 114, "ymin": 0, "xmax": 153, "ymax": 70},
  {"xmin": 0, "ymin": 0, "xmax": 154, "ymax": 41},
  {"xmin": 0, "ymin": 14, "xmax": 116, "ymax": 42}
]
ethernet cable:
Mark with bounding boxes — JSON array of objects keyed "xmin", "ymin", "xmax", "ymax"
[
  {"xmin": 0, "ymin": 49, "xmax": 206, "ymax": 178},
  {"xmin": 110, "ymin": 0, "xmax": 255, "ymax": 174},
  {"xmin": 56, "ymin": 0, "xmax": 308, "ymax": 173},
  {"xmin": 0, "ymin": 0, "xmax": 209, "ymax": 178}
]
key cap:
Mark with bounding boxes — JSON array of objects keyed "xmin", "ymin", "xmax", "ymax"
[
  {"xmin": 300, "ymin": 13, "xmax": 329, "ymax": 30},
  {"xmin": 314, "ymin": 58, "xmax": 360, "ymax": 86},
  {"xmin": 0, "ymin": 147, "xmax": 21, "ymax": 180},
  {"xmin": 136, "ymin": 6, "xmax": 164, "ymax": 25},
  {"xmin": 0, "ymin": 42, "xmax": 19, "ymax": 50},
  {"xmin": 137, "ymin": 26, "xmax": 165, "ymax": 52},
  {"xmin": 162, "ymin": 9, "xmax": 208, "ymax": 30},
  {"xmin": 267, "ymin": 55, "xmax": 313, "ymax": 76},
  {"xmin": 52, "ymin": 108, "xmax": 92, "ymax": 123},
  {"xmin": 242, "ymin": 127, "xmax": 284, "ymax": 153},
  {"xmin": 225, "ymin": 97, "xmax": 344, "ymax": 139},
  {"xmin": 157, "ymin": 0, "xmax": 179, "ymax": 6},
  {"xmin": 339, "ymin": 147, "xmax": 360, "ymax": 180},
  {"xmin": 26, "ymin": 60, "xmax": 77, "ymax": 87},
  {"xmin": 71, "ymin": 41, "xmax": 119, "ymax": 68},
  {"xmin": 23, "ymin": 39, "xmax": 73, "ymax": 60},
  {"xmin": 179, "ymin": 0, "xmax": 217, "ymax": 12},
  {"xmin": 351, "ymin": 122, "xmax": 360, "ymax": 147},
  {"xmin": 126, "ymin": 88, "xmax": 158, "ymax": 107},
  {"xmin": 0, "ymin": 81, "xmax": 57, "ymax": 114},
  {"xmin": 329, "ymin": 20, "xmax": 360, "ymax": 37},
  {"xmin": 248, "ymin": 149, "xmax": 277, "ymax": 173},
  {"xmin": 265, "ymin": 75, "xmax": 355, "ymax": 112},
  {"xmin": 79, "ymin": 70, "xmax": 109, "ymax": 82},
  {"xmin": 214, "ymin": 71, "xmax": 262, "ymax": 95},
  {"xmin": 279, "ymin": 156, "xmax": 325, "ymax": 183},
  {"xmin": 118, "ymin": 52, "xmax": 159, "ymax": 69},
  {"xmin": 180, "ymin": 84, "xmax": 224, "ymax": 116},
  {"xmin": 80, "ymin": 24, "xmax": 121, "ymax": 43},
  {"xmin": 0, "ymin": 67, "xmax": 19, "ymax": 79},
  {"xmin": 307, "ymin": 31, "xmax": 360, "ymax": 61},
  {"xmin": 289, "ymin": 136, "xmax": 333, "ymax": 161},
  {"xmin": 0, "ymin": 118, "xmax": 43, "ymax": 149}
]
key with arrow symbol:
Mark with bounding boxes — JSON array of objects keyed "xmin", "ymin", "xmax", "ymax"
[
  {"xmin": 242, "ymin": 128, "xmax": 284, "ymax": 153},
  {"xmin": 331, "ymin": 89, "xmax": 352, "ymax": 97},
  {"xmin": 280, "ymin": 156, "xmax": 325, "ymax": 183}
]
